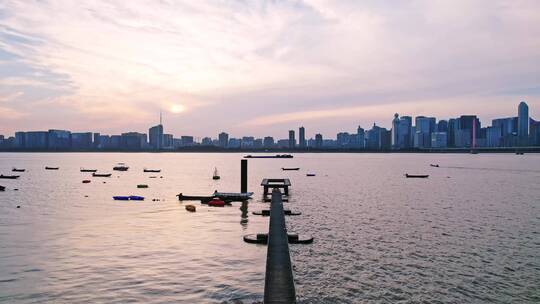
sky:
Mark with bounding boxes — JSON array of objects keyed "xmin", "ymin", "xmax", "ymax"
[{"xmin": 1, "ymin": 0, "xmax": 539, "ymax": 139}]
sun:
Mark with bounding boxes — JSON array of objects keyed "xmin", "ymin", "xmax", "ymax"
[{"xmin": 170, "ymin": 104, "xmax": 185, "ymax": 114}]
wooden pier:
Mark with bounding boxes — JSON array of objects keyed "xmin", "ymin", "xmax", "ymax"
[
  {"xmin": 264, "ymin": 188, "xmax": 296, "ymax": 303},
  {"xmin": 261, "ymin": 178, "xmax": 291, "ymax": 197}
]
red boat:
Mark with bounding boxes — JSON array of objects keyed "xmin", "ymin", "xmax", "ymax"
[{"xmin": 208, "ymin": 198, "xmax": 225, "ymax": 207}]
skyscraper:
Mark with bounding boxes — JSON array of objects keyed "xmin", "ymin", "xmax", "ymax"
[
  {"xmin": 149, "ymin": 111, "xmax": 164, "ymax": 150},
  {"xmin": 391, "ymin": 113, "xmax": 400, "ymax": 149},
  {"xmin": 218, "ymin": 132, "xmax": 229, "ymax": 148},
  {"xmin": 315, "ymin": 134, "xmax": 323, "ymax": 148},
  {"xmin": 288, "ymin": 130, "xmax": 296, "ymax": 149},
  {"xmin": 518, "ymin": 101, "xmax": 529, "ymax": 145},
  {"xmin": 299, "ymin": 126, "xmax": 306, "ymax": 148}
]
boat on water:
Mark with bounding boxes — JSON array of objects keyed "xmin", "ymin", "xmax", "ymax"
[
  {"xmin": 80, "ymin": 168, "xmax": 97, "ymax": 172},
  {"xmin": 405, "ymin": 174, "xmax": 429, "ymax": 178},
  {"xmin": 113, "ymin": 164, "xmax": 129, "ymax": 171},
  {"xmin": 137, "ymin": 184, "xmax": 149, "ymax": 188},
  {"xmin": 213, "ymin": 191, "xmax": 253, "ymax": 200},
  {"xmin": 12, "ymin": 168, "xmax": 25, "ymax": 172},
  {"xmin": 208, "ymin": 198, "xmax": 226, "ymax": 207},
  {"xmin": 0, "ymin": 175, "xmax": 19, "ymax": 179},
  {"xmin": 244, "ymin": 154, "xmax": 293, "ymax": 159},
  {"xmin": 282, "ymin": 167, "xmax": 300, "ymax": 171},
  {"xmin": 45, "ymin": 166, "xmax": 59, "ymax": 170},
  {"xmin": 470, "ymin": 150, "xmax": 479, "ymax": 154},
  {"xmin": 92, "ymin": 173, "xmax": 112, "ymax": 177},
  {"xmin": 430, "ymin": 164, "xmax": 440, "ymax": 167},
  {"xmin": 143, "ymin": 168, "xmax": 161, "ymax": 173},
  {"xmin": 516, "ymin": 151, "xmax": 525, "ymax": 155},
  {"xmin": 185, "ymin": 205, "xmax": 196, "ymax": 212},
  {"xmin": 129, "ymin": 196, "xmax": 144, "ymax": 201},
  {"xmin": 0, "ymin": 185, "xmax": 5, "ymax": 191},
  {"xmin": 306, "ymin": 173, "xmax": 316, "ymax": 177},
  {"xmin": 177, "ymin": 191, "xmax": 253, "ymax": 202},
  {"xmin": 82, "ymin": 180, "xmax": 91, "ymax": 184},
  {"xmin": 212, "ymin": 167, "xmax": 220, "ymax": 180},
  {"xmin": 113, "ymin": 196, "xmax": 130, "ymax": 201}
]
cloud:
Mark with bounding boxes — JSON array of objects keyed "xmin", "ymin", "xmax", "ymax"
[{"xmin": 0, "ymin": 0, "xmax": 539, "ymax": 136}]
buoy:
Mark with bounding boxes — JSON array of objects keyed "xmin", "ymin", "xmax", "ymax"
[
  {"xmin": 185, "ymin": 205, "xmax": 196, "ymax": 212},
  {"xmin": 208, "ymin": 198, "xmax": 225, "ymax": 207}
]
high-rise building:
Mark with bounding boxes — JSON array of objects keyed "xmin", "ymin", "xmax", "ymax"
[
  {"xmin": 355, "ymin": 126, "xmax": 365, "ymax": 148},
  {"xmin": 181, "ymin": 136, "xmax": 194, "ymax": 146},
  {"xmin": 299, "ymin": 126, "xmax": 306, "ymax": 148},
  {"xmin": 288, "ymin": 130, "xmax": 296, "ymax": 149},
  {"xmin": 336, "ymin": 132, "xmax": 351, "ymax": 147},
  {"xmin": 431, "ymin": 132, "xmax": 448, "ymax": 148},
  {"xmin": 15, "ymin": 132, "xmax": 26, "ymax": 148},
  {"xmin": 263, "ymin": 136, "xmax": 274, "ymax": 148},
  {"xmin": 391, "ymin": 113, "xmax": 400, "ymax": 149},
  {"xmin": 25, "ymin": 131, "xmax": 49, "ymax": 149},
  {"xmin": 163, "ymin": 134, "xmax": 174, "ymax": 148},
  {"xmin": 518, "ymin": 101, "xmax": 529, "ymax": 145},
  {"xmin": 48, "ymin": 129, "xmax": 71, "ymax": 150},
  {"xmin": 71, "ymin": 132, "xmax": 93, "ymax": 149},
  {"xmin": 218, "ymin": 132, "xmax": 229, "ymax": 148},
  {"xmin": 121, "ymin": 132, "xmax": 147, "ymax": 149},
  {"xmin": 414, "ymin": 116, "xmax": 436, "ymax": 148},
  {"xmin": 241, "ymin": 136, "xmax": 255, "ymax": 148},
  {"xmin": 315, "ymin": 134, "xmax": 323, "ymax": 148},
  {"xmin": 149, "ymin": 124, "xmax": 163, "ymax": 150},
  {"xmin": 437, "ymin": 120, "xmax": 448, "ymax": 133}
]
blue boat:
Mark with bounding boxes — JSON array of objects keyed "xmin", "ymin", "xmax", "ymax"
[
  {"xmin": 113, "ymin": 196, "xmax": 130, "ymax": 201},
  {"xmin": 129, "ymin": 196, "xmax": 144, "ymax": 201}
]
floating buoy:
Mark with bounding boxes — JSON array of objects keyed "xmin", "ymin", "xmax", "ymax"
[{"xmin": 185, "ymin": 205, "xmax": 196, "ymax": 212}]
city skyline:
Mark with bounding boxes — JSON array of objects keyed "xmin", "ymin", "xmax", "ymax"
[
  {"xmin": 1, "ymin": 1, "xmax": 540, "ymax": 136},
  {"xmin": 2, "ymin": 100, "xmax": 539, "ymax": 150}
]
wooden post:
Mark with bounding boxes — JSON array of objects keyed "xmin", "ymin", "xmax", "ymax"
[{"xmin": 241, "ymin": 159, "xmax": 248, "ymax": 193}]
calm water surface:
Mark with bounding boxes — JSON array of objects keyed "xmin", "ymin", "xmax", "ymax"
[{"xmin": 0, "ymin": 153, "xmax": 539, "ymax": 303}]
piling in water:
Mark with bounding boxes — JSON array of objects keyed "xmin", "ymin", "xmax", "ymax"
[
  {"xmin": 241, "ymin": 159, "xmax": 248, "ymax": 193},
  {"xmin": 264, "ymin": 188, "xmax": 296, "ymax": 303}
]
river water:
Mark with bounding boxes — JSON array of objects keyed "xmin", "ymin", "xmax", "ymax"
[{"xmin": 0, "ymin": 153, "xmax": 538, "ymax": 303}]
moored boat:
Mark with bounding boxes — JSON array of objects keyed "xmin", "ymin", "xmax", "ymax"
[
  {"xmin": 213, "ymin": 191, "xmax": 253, "ymax": 200},
  {"xmin": 45, "ymin": 166, "xmax": 59, "ymax": 170},
  {"xmin": 0, "ymin": 175, "xmax": 20, "ymax": 179},
  {"xmin": 137, "ymin": 184, "xmax": 149, "ymax": 188},
  {"xmin": 143, "ymin": 168, "xmax": 161, "ymax": 173},
  {"xmin": 92, "ymin": 173, "xmax": 112, "ymax": 177},
  {"xmin": 80, "ymin": 168, "xmax": 97, "ymax": 172},
  {"xmin": 129, "ymin": 195, "xmax": 144, "ymax": 201},
  {"xmin": 306, "ymin": 173, "xmax": 316, "ymax": 177},
  {"xmin": 208, "ymin": 198, "xmax": 225, "ymax": 207},
  {"xmin": 113, "ymin": 163, "xmax": 129, "ymax": 171},
  {"xmin": 405, "ymin": 174, "xmax": 429, "ymax": 178},
  {"xmin": 430, "ymin": 164, "xmax": 440, "ymax": 167},
  {"xmin": 12, "ymin": 168, "xmax": 25, "ymax": 172},
  {"xmin": 113, "ymin": 196, "xmax": 130, "ymax": 200},
  {"xmin": 244, "ymin": 154, "xmax": 293, "ymax": 159},
  {"xmin": 282, "ymin": 167, "xmax": 300, "ymax": 171},
  {"xmin": 0, "ymin": 185, "xmax": 5, "ymax": 191},
  {"xmin": 82, "ymin": 180, "xmax": 91, "ymax": 184}
]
